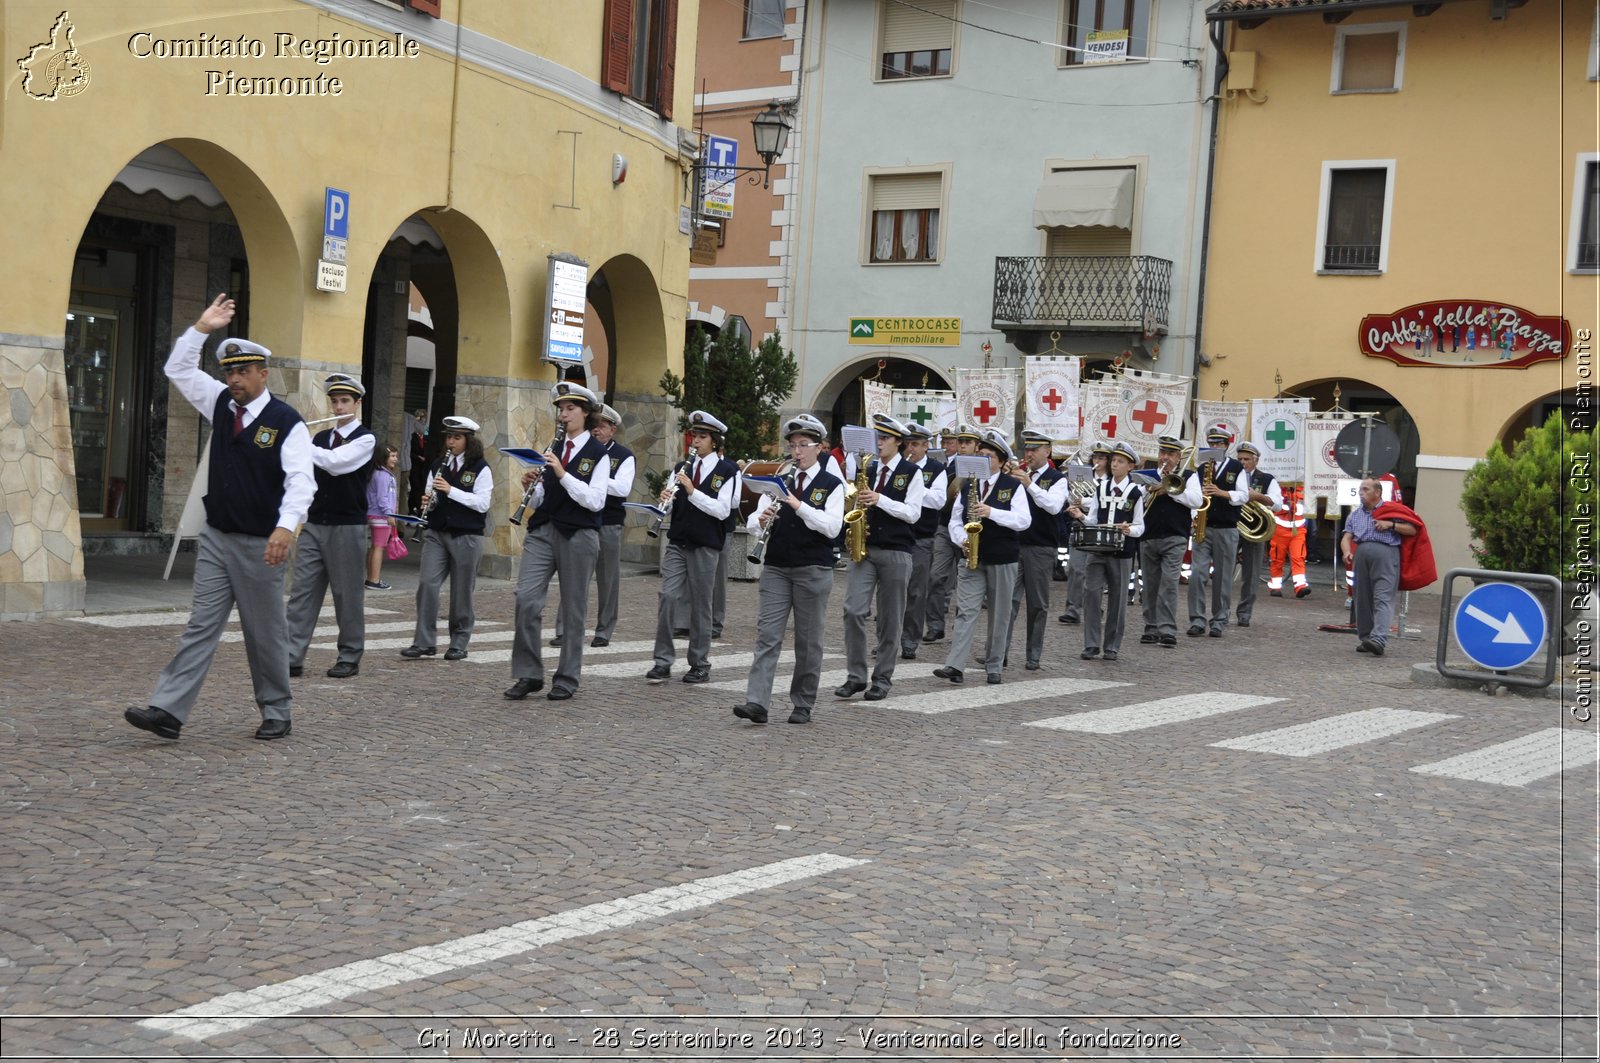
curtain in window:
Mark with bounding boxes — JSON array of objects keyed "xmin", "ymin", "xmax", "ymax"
[
  {"xmin": 900, "ymin": 211, "xmax": 920, "ymax": 260},
  {"xmin": 925, "ymin": 211, "xmax": 939, "ymax": 261},
  {"xmin": 873, "ymin": 211, "xmax": 895, "ymax": 261}
]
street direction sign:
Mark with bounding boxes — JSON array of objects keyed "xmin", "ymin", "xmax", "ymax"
[{"xmin": 1453, "ymin": 582, "xmax": 1546, "ymax": 671}]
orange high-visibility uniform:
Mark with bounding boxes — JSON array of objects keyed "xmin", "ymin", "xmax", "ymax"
[{"xmin": 1269, "ymin": 484, "xmax": 1310, "ymax": 596}]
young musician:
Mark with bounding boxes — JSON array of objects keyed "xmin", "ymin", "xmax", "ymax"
[
  {"xmin": 1060, "ymin": 443, "xmax": 1111, "ymax": 625},
  {"xmin": 1189, "ymin": 426, "xmax": 1245, "ymax": 639},
  {"xmin": 1005, "ymin": 428, "xmax": 1070, "ymax": 670},
  {"xmin": 1138, "ymin": 436, "xmax": 1203, "ymax": 649},
  {"xmin": 898, "ymin": 422, "xmax": 947, "ymax": 661},
  {"xmin": 732, "ymin": 415, "xmax": 844, "ymax": 726},
  {"xmin": 505, "ymin": 382, "xmax": 612, "ymax": 702},
  {"xmin": 648, "ymin": 411, "xmax": 739, "ymax": 684},
  {"xmin": 934, "ymin": 429, "xmax": 1031, "ymax": 684},
  {"xmin": 1068, "ymin": 441, "xmax": 1145, "ymax": 662},
  {"xmin": 923, "ymin": 423, "xmax": 980, "ymax": 642},
  {"xmin": 1233, "ymin": 441, "xmax": 1283, "ymax": 628},
  {"xmin": 286, "ymin": 373, "xmax": 374, "ymax": 679},
  {"xmin": 551, "ymin": 403, "xmax": 633, "ymax": 648},
  {"xmin": 837, "ymin": 413, "xmax": 925, "ymax": 702},
  {"xmin": 401, "ymin": 416, "xmax": 492, "ymax": 661}
]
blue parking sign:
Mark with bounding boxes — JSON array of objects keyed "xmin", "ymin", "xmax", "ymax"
[
  {"xmin": 1453, "ymin": 582, "xmax": 1547, "ymax": 671},
  {"xmin": 324, "ymin": 187, "xmax": 349, "ymax": 240}
]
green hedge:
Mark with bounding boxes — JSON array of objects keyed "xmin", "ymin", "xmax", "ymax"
[{"xmin": 1460, "ymin": 412, "xmax": 1592, "ymax": 580}]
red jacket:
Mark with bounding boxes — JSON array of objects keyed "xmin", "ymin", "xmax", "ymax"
[{"xmin": 1374, "ymin": 500, "xmax": 1437, "ymax": 591}]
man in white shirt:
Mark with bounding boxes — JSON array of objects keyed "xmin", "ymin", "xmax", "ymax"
[{"xmin": 1067, "ymin": 441, "xmax": 1146, "ymax": 662}]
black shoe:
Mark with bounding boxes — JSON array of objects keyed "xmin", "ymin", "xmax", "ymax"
[
  {"xmin": 1295, "ymin": 585, "xmax": 1312, "ymax": 599},
  {"xmin": 255, "ymin": 719, "xmax": 291, "ymax": 740},
  {"xmin": 712, "ymin": 629, "xmax": 723, "ymax": 639},
  {"xmin": 288, "ymin": 664, "xmax": 304, "ymax": 677},
  {"xmin": 1360, "ymin": 639, "xmax": 1385, "ymax": 656},
  {"xmin": 443, "ymin": 647, "xmax": 468, "ymax": 660},
  {"xmin": 1237, "ymin": 618, "xmax": 1251, "ymax": 628},
  {"xmin": 834, "ymin": 680, "xmax": 867, "ymax": 699},
  {"xmin": 646, "ymin": 665, "xmax": 671, "ymax": 682},
  {"xmin": 1025, "ymin": 661, "xmax": 1041, "ymax": 671},
  {"xmin": 864, "ymin": 683, "xmax": 889, "ymax": 701},
  {"xmin": 124, "ymin": 705, "xmax": 181, "ymax": 740},
  {"xmin": 1059, "ymin": 614, "xmax": 1081, "ymax": 625},
  {"xmin": 986, "ymin": 673, "xmax": 1002, "ymax": 685},
  {"xmin": 1186, "ymin": 625, "xmax": 1205, "ymax": 638},
  {"xmin": 549, "ymin": 636, "xmax": 562, "ymax": 647},
  {"xmin": 1270, "ymin": 589, "xmax": 1284, "ymax": 598},
  {"xmin": 900, "ymin": 649, "xmax": 917, "ymax": 660},
  {"xmin": 673, "ymin": 628, "xmax": 689, "ymax": 638},
  {"xmin": 1102, "ymin": 651, "xmax": 1119, "ymax": 662},
  {"xmin": 400, "ymin": 645, "xmax": 435, "ymax": 658},
  {"xmin": 504, "ymin": 677, "xmax": 545, "ymax": 699},
  {"xmin": 1356, "ymin": 641, "xmax": 1371, "ymax": 653},
  {"xmin": 922, "ymin": 631, "xmax": 944, "ymax": 643},
  {"xmin": 326, "ymin": 661, "xmax": 359, "ymax": 679},
  {"xmin": 1080, "ymin": 649, "xmax": 1100, "ymax": 660},
  {"xmin": 546, "ymin": 687, "xmax": 575, "ymax": 701},
  {"xmin": 933, "ymin": 666, "xmax": 963, "ymax": 684},
  {"xmin": 733, "ymin": 702, "xmax": 768, "ymax": 724},
  {"xmin": 787, "ymin": 707, "xmax": 811, "ymax": 725},
  {"xmin": 591, "ymin": 636, "xmax": 610, "ymax": 648},
  {"xmin": 1139, "ymin": 632, "xmax": 1158, "ymax": 644},
  {"xmin": 682, "ymin": 666, "xmax": 711, "ymax": 684},
  {"xmin": 1159, "ymin": 635, "xmax": 1177, "ymax": 648},
  {"xmin": 1208, "ymin": 628, "xmax": 1223, "ymax": 639}
]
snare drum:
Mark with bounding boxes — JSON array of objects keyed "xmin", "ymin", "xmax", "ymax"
[{"xmin": 1069, "ymin": 524, "xmax": 1126, "ymax": 555}]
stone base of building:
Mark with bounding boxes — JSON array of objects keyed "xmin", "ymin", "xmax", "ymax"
[{"xmin": 2, "ymin": 578, "xmax": 85, "ymax": 620}]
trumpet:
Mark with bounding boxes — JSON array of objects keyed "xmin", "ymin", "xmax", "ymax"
[
  {"xmin": 509, "ymin": 421, "xmax": 567, "ymax": 526},
  {"xmin": 648, "ymin": 447, "xmax": 693, "ymax": 538}
]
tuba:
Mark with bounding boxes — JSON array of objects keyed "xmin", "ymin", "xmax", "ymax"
[
  {"xmin": 843, "ymin": 455, "xmax": 871, "ymax": 563},
  {"xmin": 1237, "ymin": 471, "xmax": 1276, "ymax": 543},
  {"xmin": 962, "ymin": 474, "xmax": 983, "ymax": 570}
]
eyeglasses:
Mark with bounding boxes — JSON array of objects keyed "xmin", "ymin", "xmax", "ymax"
[{"xmin": 787, "ymin": 440, "xmax": 820, "ymax": 449}]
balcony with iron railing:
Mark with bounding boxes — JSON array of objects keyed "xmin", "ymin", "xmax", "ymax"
[
  {"xmin": 1322, "ymin": 244, "xmax": 1382, "ymax": 271},
  {"xmin": 991, "ymin": 255, "xmax": 1172, "ymax": 333}
]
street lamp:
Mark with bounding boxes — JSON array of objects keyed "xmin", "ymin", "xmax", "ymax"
[{"xmin": 692, "ymin": 100, "xmax": 794, "ymax": 196}]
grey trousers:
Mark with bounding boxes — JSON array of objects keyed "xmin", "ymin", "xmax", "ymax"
[
  {"xmin": 901, "ymin": 536, "xmax": 935, "ymax": 653},
  {"xmin": 1005, "ymin": 545, "xmax": 1056, "ymax": 667},
  {"xmin": 512, "ymin": 523, "xmax": 600, "ymax": 691},
  {"xmin": 1084, "ymin": 554, "xmax": 1132, "ymax": 654},
  {"xmin": 1188, "ymin": 526, "xmax": 1239, "ymax": 629},
  {"xmin": 745, "ymin": 564, "xmax": 834, "ymax": 711},
  {"xmin": 945, "ymin": 562, "xmax": 1017, "ymax": 676},
  {"xmin": 149, "ymin": 525, "xmax": 292, "ymax": 723},
  {"xmin": 1139, "ymin": 534, "xmax": 1187, "ymax": 639},
  {"xmin": 656, "ymin": 541, "xmax": 717, "ymax": 670},
  {"xmin": 1237, "ymin": 536, "xmax": 1266, "ymax": 623},
  {"xmin": 1063, "ymin": 537, "xmax": 1089, "ymax": 620},
  {"xmin": 671, "ymin": 533, "xmax": 732, "ymax": 634},
  {"xmin": 925, "ymin": 535, "xmax": 962, "ymax": 637},
  {"xmin": 842, "ymin": 547, "xmax": 912, "ymax": 685},
  {"xmin": 554, "ymin": 523, "xmax": 622, "ymax": 641},
  {"xmin": 1353, "ymin": 541, "xmax": 1401, "ymax": 648},
  {"xmin": 412, "ymin": 529, "xmax": 483, "ymax": 652},
  {"xmin": 286, "ymin": 521, "xmax": 367, "ymax": 668}
]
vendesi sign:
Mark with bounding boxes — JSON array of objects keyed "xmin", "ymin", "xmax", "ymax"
[
  {"xmin": 848, "ymin": 316, "xmax": 961, "ymax": 347},
  {"xmin": 1081, "ymin": 29, "xmax": 1129, "ymax": 64},
  {"xmin": 1358, "ymin": 301, "xmax": 1571, "ymax": 369}
]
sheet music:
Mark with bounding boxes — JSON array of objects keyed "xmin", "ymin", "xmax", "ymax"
[
  {"xmin": 742, "ymin": 475, "xmax": 790, "ymax": 498},
  {"xmin": 840, "ymin": 425, "xmax": 877, "ymax": 455},
  {"xmin": 951, "ymin": 455, "xmax": 990, "ymax": 480}
]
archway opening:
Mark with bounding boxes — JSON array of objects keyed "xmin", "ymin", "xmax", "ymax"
[{"xmin": 814, "ymin": 355, "xmax": 954, "ymax": 436}]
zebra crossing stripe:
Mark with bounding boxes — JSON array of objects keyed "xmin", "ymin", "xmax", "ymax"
[
  {"xmin": 259, "ymin": 620, "xmax": 501, "ymax": 645},
  {"xmin": 1025, "ymin": 692, "xmax": 1282, "ymax": 734},
  {"xmin": 1410, "ymin": 728, "xmax": 1599, "ymax": 787},
  {"xmin": 577, "ymin": 651, "xmax": 841, "ymax": 679},
  {"xmin": 452, "ymin": 640, "xmax": 662, "ymax": 666},
  {"xmin": 71, "ymin": 606, "xmax": 399, "ymax": 627},
  {"xmin": 874, "ymin": 676, "xmax": 1129, "ymax": 714},
  {"xmin": 1211, "ymin": 708, "xmax": 1456, "ymax": 758}
]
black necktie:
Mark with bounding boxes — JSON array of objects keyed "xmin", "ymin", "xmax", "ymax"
[{"xmin": 795, "ymin": 472, "xmax": 806, "ymax": 496}]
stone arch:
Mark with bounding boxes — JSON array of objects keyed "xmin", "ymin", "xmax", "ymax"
[
  {"xmin": 810, "ymin": 354, "xmax": 955, "ymax": 420},
  {"xmin": 1282, "ymin": 375, "xmax": 1422, "ymax": 496},
  {"xmin": 591, "ymin": 253, "xmax": 668, "ymax": 396},
  {"xmin": 1496, "ymin": 387, "xmax": 1593, "ymax": 450}
]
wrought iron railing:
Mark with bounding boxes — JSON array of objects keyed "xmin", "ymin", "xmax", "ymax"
[
  {"xmin": 991, "ymin": 255, "xmax": 1172, "ymax": 332},
  {"xmin": 1322, "ymin": 244, "xmax": 1381, "ymax": 270}
]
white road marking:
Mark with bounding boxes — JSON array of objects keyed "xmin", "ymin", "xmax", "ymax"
[
  {"xmin": 71, "ymin": 606, "xmax": 399, "ymax": 628},
  {"xmin": 1211, "ymin": 708, "xmax": 1456, "ymax": 757},
  {"xmin": 1025, "ymin": 691, "xmax": 1283, "ymax": 734},
  {"xmin": 875, "ymin": 676, "xmax": 1130, "ymax": 714},
  {"xmin": 253, "ymin": 620, "xmax": 502, "ymax": 645},
  {"xmin": 429, "ymin": 640, "xmax": 660, "ymax": 665},
  {"xmin": 578, "ymin": 650, "xmax": 840, "ymax": 679},
  {"xmin": 138, "ymin": 853, "xmax": 868, "ymax": 1041},
  {"xmin": 1410, "ymin": 728, "xmax": 1600, "ymax": 787}
]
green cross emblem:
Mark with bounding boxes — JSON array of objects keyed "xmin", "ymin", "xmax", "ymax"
[
  {"xmin": 1265, "ymin": 420, "xmax": 1295, "ymax": 449},
  {"xmin": 909, "ymin": 405, "xmax": 934, "ymax": 425}
]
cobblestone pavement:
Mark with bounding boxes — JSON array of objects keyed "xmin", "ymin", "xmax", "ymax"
[{"xmin": 2, "ymin": 558, "xmax": 1595, "ymax": 1061}]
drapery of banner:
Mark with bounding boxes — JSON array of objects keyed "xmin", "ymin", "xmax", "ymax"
[
  {"xmin": 1079, "ymin": 380, "xmax": 1124, "ymax": 445},
  {"xmin": 954, "ymin": 367, "xmax": 1020, "ymax": 432},
  {"xmin": 1023, "ymin": 355, "xmax": 1081, "ymax": 442},
  {"xmin": 1303, "ymin": 413, "xmax": 1355, "ymax": 508},
  {"xmin": 892, "ymin": 388, "xmax": 956, "ymax": 434},
  {"xmin": 1194, "ymin": 400, "xmax": 1248, "ymax": 448},
  {"xmin": 1249, "ymin": 397, "xmax": 1310, "ymax": 481},
  {"xmin": 862, "ymin": 379, "xmax": 894, "ymax": 425},
  {"xmin": 1109, "ymin": 369, "xmax": 1190, "ymax": 458},
  {"xmin": 935, "ymin": 396, "xmax": 959, "ymax": 438}
]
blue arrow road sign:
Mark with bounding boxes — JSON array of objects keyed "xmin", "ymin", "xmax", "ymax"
[{"xmin": 1453, "ymin": 582, "xmax": 1546, "ymax": 671}]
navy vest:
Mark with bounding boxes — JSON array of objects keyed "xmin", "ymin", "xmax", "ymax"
[
  {"xmin": 912, "ymin": 457, "xmax": 945, "ymax": 539},
  {"xmin": 600, "ymin": 442, "xmax": 634, "ymax": 527},
  {"xmin": 205, "ymin": 392, "xmax": 304, "ymax": 538},
  {"xmin": 1143, "ymin": 468, "xmax": 1198, "ymax": 538},
  {"xmin": 307, "ymin": 423, "xmax": 373, "ymax": 525},
  {"xmin": 668, "ymin": 454, "xmax": 739, "ymax": 550},
  {"xmin": 865, "ymin": 457, "xmax": 917, "ymax": 553},
  {"xmin": 1092, "ymin": 478, "xmax": 1144, "ymax": 559},
  {"xmin": 529, "ymin": 435, "xmax": 606, "ymax": 536},
  {"xmin": 974, "ymin": 473, "xmax": 1025, "ymax": 566},
  {"xmin": 432, "ymin": 456, "xmax": 489, "ymax": 535},
  {"xmin": 1206, "ymin": 459, "xmax": 1243, "ymax": 528},
  {"xmin": 1018, "ymin": 465, "xmax": 1063, "ymax": 548},
  {"xmin": 764, "ymin": 468, "xmax": 841, "ymax": 569}
]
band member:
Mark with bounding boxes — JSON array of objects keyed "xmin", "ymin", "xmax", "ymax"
[
  {"xmin": 125, "ymin": 294, "xmax": 314, "ymax": 742},
  {"xmin": 934, "ymin": 429, "xmax": 1031, "ymax": 684},
  {"xmin": 1188, "ymin": 426, "xmax": 1244, "ymax": 639},
  {"xmin": 1233, "ymin": 441, "xmax": 1283, "ymax": 628},
  {"xmin": 552, "ymin": 403, "xmax": 633, "ymax": 648},
  {"xmin": 1005, "ymin": 428, "xmax": 1070, "ymax": 670},
  {"xmin": 1060, "ymin": 443, "xmax": 1111, "ymax": 625},
  {"xmin": 505, "ymin": 383, "xmax": 612, "ymax": 702},
  {"xmin": 924, "ymin": 423, "xmax": 981, "ymax": 642},
  {"xmin": 1269, "ymin": 481, "xmax": 1312, "ymax": 598},
  {"xmin": 898, "ymin": 422, "xmax": 947, "ymax": 661},
  {"xmin": 1138, "ymin": 436, "xmax": 1203, "ymax": 649},
  {"xmin": 401, "ymin": 416, "xmax": 493, "ymax": 660},
  {"xmin": 649, "ymin": 410, "xmax": 739, "ymax": 684},
  {"xmin": 837, "ymin": 413, "xmax": 926, "ymax": 701},
  {"xmin": 733, "ymin": 415, "xmax": 844, "ymax": 726},
  {"xmin": 1069, "ymin": 441, "xmax": 1145, "ymax": 662},
  {"xmin": 286, "ymin": 373, "xmax": 375, "ymax": 680}
]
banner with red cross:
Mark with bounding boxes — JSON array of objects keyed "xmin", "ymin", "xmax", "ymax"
[
  {"xmin": 1249, "ymin": 397, "xmax": 1310, "ymax": 481},
  {"xmin": 1111, "ymin": 369, "xmax": 1189, "ymax": 460},
  {"xmin": 892, "ymin": 388, "xmax": 956, "ymax": 438},
  {"xmin": 1195, "ymin": 400, "xmax": 1247, "ymax": 450},
  {"xmin": 1303, "ymin": 413, "xmax": 1355, "ymax": 510},
  {"xmin": 954, "ymin": 368, "xmax": 1020, "ymax": 433},
  {"xmin": 862, "ymin": 379, "xmax": 894, "ymax": 425},
  {"xmin": 1023, "ymin": 355, "xmax": 1081, "ymax": 443},
  {"xmin": 1079, "ymin": 381, "xmax": 1124, "ymax": 448}
]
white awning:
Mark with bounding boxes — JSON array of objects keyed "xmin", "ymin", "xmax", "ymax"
[{"xmin": 1032, "ymin": 168, "xmax": 1135, "ymax": 230}]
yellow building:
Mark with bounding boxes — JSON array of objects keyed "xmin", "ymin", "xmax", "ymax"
[
  {"xmin": 0, "ymin": 0, "xmax": 701, "ymax": 617},
  {"xmin": 1202, "ymin": 0, "xmax": 1595, "ymax": 571}
]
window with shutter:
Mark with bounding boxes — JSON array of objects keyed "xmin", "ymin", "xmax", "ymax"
[
  {"xmin": 867, "ymin": 172, "xmax": 944, "ymax": 263},
  {"xmin": 879, "ymin": 0, "xmax": 956, "ymax": 80},
  {"xmin": 1046, "ymin": 226, "xmax": 1132, "ymax": 257},
  {"xmin": 599, "ymin": 0, "xmax": 678, "ymax": 117}
]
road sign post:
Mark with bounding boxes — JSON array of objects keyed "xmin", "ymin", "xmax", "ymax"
[{"xmin": 1436, "ymin": 568, "xmax": 1561, "ymax": 689}]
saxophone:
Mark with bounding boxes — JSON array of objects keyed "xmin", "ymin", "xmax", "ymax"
[
  {"xmin": 1193, "ymin": 459, "xmax": 1215, "ymax": 545},
  {"xmin": 843, "ymin": 457, "xmax": 870, "ymax": 563},
  {"xmin": 962, "ymin": 474, "xmax": 983, "ymax": 570}
]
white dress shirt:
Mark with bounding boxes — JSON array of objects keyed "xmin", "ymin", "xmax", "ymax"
[
  {"xmin": 439, "ymin": 452, "xmax": 495, "ymax": 514},
  {"xmin": 948, "ymin": 471, "xmax": 1032, "ymax": 547},
  {"xmin": 852, "ymin": 455, "xmax": 925, "ymax": 524},
  {"xmin": 913, "ymin": 456, "xmax": 949, "ymax": 515},
  {"xmin": 746, "ymin": 464, "xmax": 845, "ymax": 539},
  {"xmin": 1023, "ymin": 463, "xmax": 1072, "ymax": 515},
  {"xmin": 313, "ymin": 417, "xmax": 377, "ymax": 474},
  {"xmin": 525, "ymin": 429, "xmax": 611, "ymax": 512},
  {"xmin": 604, "ymin": 443, "xmax": 636, "ymax": 501},
  {"xmin": 164, "ymin": 326, "xmax": 314, "ymax": 532},
  {"xmin": 1081, "ymin": 474, "xmax": 1147, "ymax": 538},
  {"xmin": 683, "ymin": 452, "xmax": 739, "ymax": 520}
]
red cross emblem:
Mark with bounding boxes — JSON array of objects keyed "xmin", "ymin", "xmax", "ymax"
[
  {"xmin": 1040, "ymin": 388, "xmax": 1064, "ymax": 412},
  {"xmin": 1131, "ymin": 400, "xmax": 1168, "ymax": 435},
  {"xmin": 1099, "ymin": 414, "xmax": 1118, "ymax": 438},
  {"xmin": 972, "ymin": 399, "xmax": 999, "ymax": 424}
]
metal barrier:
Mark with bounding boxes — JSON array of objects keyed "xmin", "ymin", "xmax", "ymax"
[{"xmin": 1436, "ymin": 568, "xmax": 1560, "ymax": 690}]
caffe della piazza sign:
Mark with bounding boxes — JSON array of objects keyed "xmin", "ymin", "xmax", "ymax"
[{"xmin": 1358, "ymin": 301, "xmax": 1571, "ymax": 369}]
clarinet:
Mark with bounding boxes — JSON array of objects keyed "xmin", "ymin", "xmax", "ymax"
[
  {"xmin": 648, "ymin": 447, "xmax": 694, "ymax": 538},
  {"xmin": 746, "ymin": 470, "xmax": 793, "ymax": 565},
  {"xmin": 416, "ymin": 458, "xmax": 449, "ymax": 529},
  {"xmin": 509, "ymin": 421, "xmax": 567, "ymax": 526}
]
